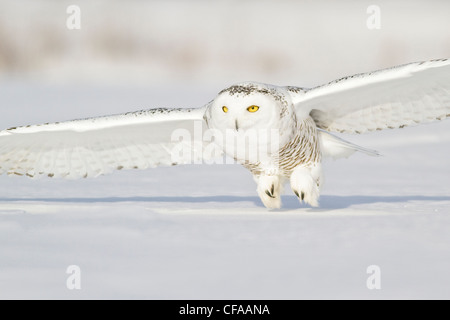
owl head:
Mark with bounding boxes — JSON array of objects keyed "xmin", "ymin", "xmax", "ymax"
[
  {"xmin": 204, "ymin": 82, "xmax": 297, "ymax": 162},
  {"xmin": 205, "ymin": 82, "xmax": 295, "ymax": 132}
]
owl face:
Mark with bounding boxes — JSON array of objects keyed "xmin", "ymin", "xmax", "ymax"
[
  {"xmin": 206, "ymin": 82, "xmax": 290, "ymax": 133},
  {"xmin": 204, "ymin": 82, "xmax": 295, "ymax": 162}
]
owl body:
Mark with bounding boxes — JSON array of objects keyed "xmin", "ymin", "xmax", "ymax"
[{"xmin": 205, "ymin": 83, "xmax": 323, "ymax": 208}]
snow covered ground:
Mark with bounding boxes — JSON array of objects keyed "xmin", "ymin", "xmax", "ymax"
[{"xmin": 0, "ymin": 84, "xmax": 449, "ymax": 299}]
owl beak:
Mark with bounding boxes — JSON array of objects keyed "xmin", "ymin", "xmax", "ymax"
[{"xmin": 235, "ymin": 119, "xmax": 239, "ymax": 131}]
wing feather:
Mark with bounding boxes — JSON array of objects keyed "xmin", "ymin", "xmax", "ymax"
[
  {"xmin": 0, "ymin": 106, "xmax": 213, "ymax": 179},
  {"xmin": 292, "ymin": 59, "xmax": 450, "ymax": 133}
]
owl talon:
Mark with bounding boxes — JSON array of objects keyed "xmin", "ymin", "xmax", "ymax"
[
  {"xmin": 265, "ymin": 190, "xmax": 275, "ymax": 198},
  {"xmin": 257, "ymin": 176, "xmax": 281, "ymax": 209},
  {"xmin": 265, "ymin": 184, "xmax": 275, "ymax": 198},
  {"xmin": 293, "ymin": 190, "xmax": 306, "ymax": 201}
]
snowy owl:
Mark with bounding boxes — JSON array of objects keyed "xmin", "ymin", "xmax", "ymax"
[{"xmin": 0, "ymin": 59, "xmax": 449, "ymax": 209}]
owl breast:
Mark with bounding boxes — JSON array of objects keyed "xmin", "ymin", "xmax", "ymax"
[{"xmin": 240, "ymin": 117, "xmax": 321, "ymax": 177}]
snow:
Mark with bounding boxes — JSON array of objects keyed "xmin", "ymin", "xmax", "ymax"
[{"xmin": 0, "ymin": 84, "xmax": 449, "ymax": 300}]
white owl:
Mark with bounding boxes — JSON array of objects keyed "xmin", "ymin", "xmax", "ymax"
[{"xmin": 0, "ymin": 59, "xmax": 449, "ymax": 209}]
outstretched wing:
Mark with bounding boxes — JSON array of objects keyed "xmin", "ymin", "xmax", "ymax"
[
  {"xmin": 0, "ymin": 106, "xmax": 214, "ymax": 179},
  {"xmin": 291, "ymin": 59, "xmax": 450, "ymax": 133}
]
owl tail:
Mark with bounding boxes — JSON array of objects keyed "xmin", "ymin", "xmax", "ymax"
[{"xmin": 318, "ymin": 129, "xmax": 380, "ymax": 159}]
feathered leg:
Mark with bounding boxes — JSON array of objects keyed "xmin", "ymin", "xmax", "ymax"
[
  {"xmin": 256, "ymin": 174, "xmax": 282, "ymax": 209},
  {"xmin": 290, "ymin": 163, "xmax": 322, "ymax": 207}
]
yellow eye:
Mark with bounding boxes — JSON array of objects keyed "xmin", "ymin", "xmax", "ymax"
[
  {"xmin": 247, "ymin": 105, "xmax": 259, "ymax": 113},
  {"xmin": 222, "ymin": 106, "xmax": 228, "ymax": 113}
]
